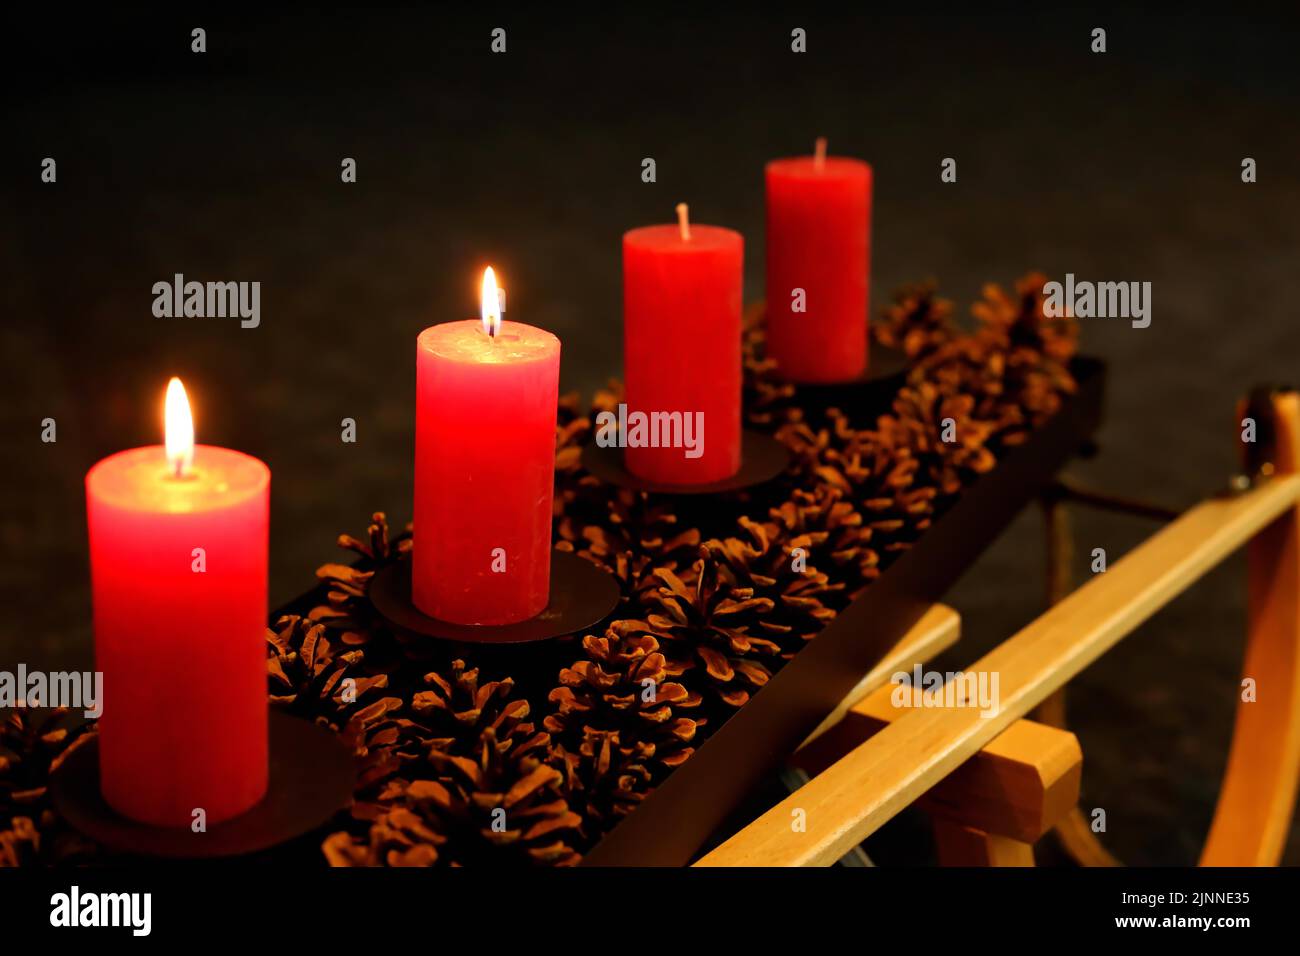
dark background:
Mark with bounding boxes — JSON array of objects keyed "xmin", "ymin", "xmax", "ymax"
[{"xmin": 3, "ymin": 5, "xmax": 1298, "ymax": 865}]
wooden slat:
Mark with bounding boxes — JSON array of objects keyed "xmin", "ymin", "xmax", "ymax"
[
  {"xmin": 795, "ymin": 684, "xmax": 1081, "ymax": 843},
  {"xmin": 697, "ymin": 472, "xmax": 1300, "ymax": 866},
  {"xmin": 1202, "ymin": 392, "xmax": 1300, "ymax": 865},
  {"xmin": 800, "ymin": 604, "xmax": 961, "ymax": 747}
]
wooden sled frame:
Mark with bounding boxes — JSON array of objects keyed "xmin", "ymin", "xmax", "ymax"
[{"xmin": 697, "ymin": 388, "xmax": 1300, "ymax": 867}]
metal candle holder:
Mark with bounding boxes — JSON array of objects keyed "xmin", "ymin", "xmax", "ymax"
[
  {"xmin": 49, "ymin": 710, "xmax": 355, "ymax": 860},
  {"xmin": 368, "ymin": 548, "xmax": 620, "ymax": 645},
  {"xmin": 580, "ymin": 429, "xmax": 791, "ymax": 495},
  {"xmin": 743, "ymin": 301, "xmax": 911, "ymax": 424},
  {"xmin": 789, "ymin": 343, "xmax": 910, "ymax": 422}
]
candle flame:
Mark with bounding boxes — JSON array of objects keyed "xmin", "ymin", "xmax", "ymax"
[
  {"xmin": 164, "ymin": 377, "xmax": 195, "ymax": 478},
  {"xmin": 480, "ymin": 267, "xmax": 503, "ymax": 337}
]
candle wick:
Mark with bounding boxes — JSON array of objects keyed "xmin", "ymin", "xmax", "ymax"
[
  {"xmin": 675, "ymin": 202, "xmax": 691, "ymax": 241},
  {"xmin": 814, "ymin": 137, "xmax": 827, "ymax": 170}
]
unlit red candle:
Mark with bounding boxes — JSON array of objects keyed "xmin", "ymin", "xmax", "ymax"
[
  {"xmin": 765, "ymin": 139, "xmax": 873, "ymax": 382},
  {"xmin": 85, "ymin": 378, "xmax": 269, "ymax": 827},
  {"xmin": 623, "ymin": 204, "xmax": 743, "ymax": 484},
  {"xmin": 413, "ymin": 268, "xmax": 561, "ymax": 626}
]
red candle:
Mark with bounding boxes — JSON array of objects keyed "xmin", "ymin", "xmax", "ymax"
[
  {"xmin": 622, "ymin": 204, "xmax": 743, "ymax": 484},
  {"xmin": 413, "ymin": 267, "xmax": 561, "ymax": 626},
  {"xmin": 85, "ymin": 378, "xmax": 269, "ymax": 827},
  {"xmin": 765, "ymin": 138, "xmax": 872, "ymax": 382}
]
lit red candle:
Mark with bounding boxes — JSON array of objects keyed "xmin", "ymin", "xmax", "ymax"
[
  {"xmin": 85, "ymin": 378, "xmax": 269, "ymax": 827},
  {"xmin": 765, "ymin": 138, "xmax": 872, "ymax": 382},
  {"xmin": 623, "ymin": 204, "xmax": 743, "ymax": 484},
  {"xmin": 413, "ymin": 267, "xmax": 561, "ymax": 625}
]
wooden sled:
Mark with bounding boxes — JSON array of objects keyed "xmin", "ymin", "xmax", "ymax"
[{"xmin": 698, "ymin": 388, "xmax": 1300, "ymax": 867}]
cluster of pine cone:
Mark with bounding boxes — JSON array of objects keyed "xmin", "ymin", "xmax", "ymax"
[
  {"xmin": 312, "ymin": 272, "xmax": 1079, "ymax": 866},
  {"xmin": 0, "ymin": 273, "xmax": 1077, "ymax": 868},
  {"xmin": 0, "ymin": 708, "xmax": 97, "ymax": 865}
]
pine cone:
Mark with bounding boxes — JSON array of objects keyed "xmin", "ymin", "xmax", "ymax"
[
  {"xmin": 645, "ymin": 552, "xmax": 784, "ymax": 710},
  {"xmin": 972, "ymin": 271, "xmax": 1078, "ymax": 368},
  {"xmin": 342, "ymin": 696, "xmax": 437, "ymax": 819},
  {"xmin": 764, "ymin": 484, "xmax": 877, "ymax": 596},
  {"xmin": 344, "ymin": 661, "xmax": 536, "ymax": 823},
  {"xmin": 558, "ymin": 489, "xmax": 701, "ymax": 606},
  {"xmin": 875, "ymin": 279, "xmax": 957, "ymax": 360},
  {"xmin": 423, "ymin": 726, "xmax": 582, "ymax": 866},
  {"xmin": 704, "ymin": 514, "xmax": 842, "ymax": 657},
  {"xmin": 409, "ymin": 659, "xmax": 531, "ymax": 746},
  {"xmin": 325, "ymin": 733, "xmax": 580, "ymax": 867},
  {"xmin": 914, "ymin": 334, "xmax": 1020, "ymax": 437},
  {"xmin": 743, "ymin": 304, "xmax": 801, "ymax": 431},
  {"xmin": 326, "ymin": 661, "xmax": 583, "ymax": 867},
  {"xmin": 885, "ymin": 383, "xmax": 998, "ymax": 497},
  {"xmin": 330, "ymin": 729, "xmax": 581, "ymax": 867},
  {"xmin": 308, "ymin": 512, "xmax": 411, "ymax": 640},
  {"xmin": 323, "ymin": 807, "xmax": 444, "ymax": 867},
  {"xmin": 926, "ymin": 272, "xmax": 1079, "ymax": 447},
  {"xmin": 0, "ymin": 815, "xmax": 41, "ymax": 868},
  {"xmin": 555, "ymin": 383, "xmax": 623, "ymax": 490},
  {"xmin": 1, "ymin": 707, "xmax": 98, "ymax": 866},
  {"xmin": 266, "ymin": 614, "xmax": 388, "ymax": 726},
  {"xmin": 545, "ymin": 620, "xmax": 703, "ymax": 830},
  {"xmin": 809, "ymin": 412, "xmax": 939, "ymax": 566},
  {"xmin": 555, "ymin": 391, "xmax": 593, "ymax": 489},
  {"xmin": 773, "ymin": 419, "xmax": 832, "ymax": 478}
]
